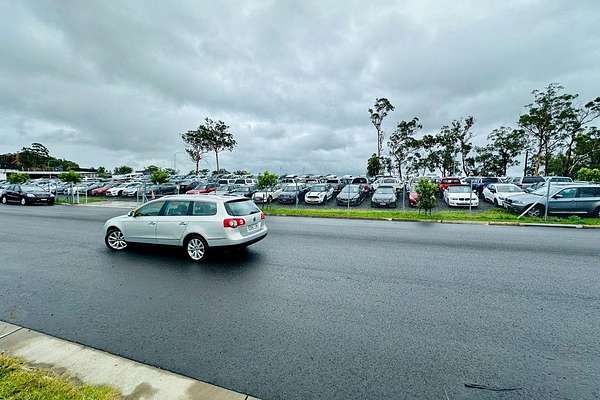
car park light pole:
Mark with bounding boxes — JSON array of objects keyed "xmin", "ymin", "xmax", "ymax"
[
  {"xmin": 544, "ymin": 181, "xmax": 551, "ymax": 221},
  {"xmin": 469, "ymin": 180, "xmax": 473, "ymax": 213}
]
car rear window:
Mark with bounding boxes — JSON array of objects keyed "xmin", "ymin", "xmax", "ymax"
[
  {"xmin": 352, "ymin": 178, "xmax": 367, "ymax": 184},
  {"xmin": 224, "ymin": 199, "xmax": 260, "ymax": 216}
]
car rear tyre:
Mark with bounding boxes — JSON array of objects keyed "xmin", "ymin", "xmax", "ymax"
[
  {"xmin": 527, "ymin": 205, "xmax": 544, "ymax": 217},
  {"xmin": 105, "ymin": 228, "xmax": 127, "ymax": 251},
  {"xmin": 20, "ymin": 198, "xmax": 26, "ymax": 206},
  {"xmin": 493, "ymin": 199, "xmax": 499, "ymax": 206},
  {"xmin": 185, "ymin": 235, "xmax": 208, "ymax": 262},
  {"xmin": 593, "ymin": 206, "xmax": 600, "ymax": 218}
]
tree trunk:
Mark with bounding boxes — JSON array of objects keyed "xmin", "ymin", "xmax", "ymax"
[
  {"xmin": 195, "ymin": 158, "xmax": 199, "ymax": 175},
  {"xmin": 215, "ymin": 150, "xmax": 220, "ymax": 173}
]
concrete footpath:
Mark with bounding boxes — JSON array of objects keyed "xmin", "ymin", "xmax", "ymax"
[{"xmin": 0, "ymin": 320, "xmax": 260, "ymax": 400}]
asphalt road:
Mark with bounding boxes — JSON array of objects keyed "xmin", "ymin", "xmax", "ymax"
[{"xmin": 0, "ymin": 205, "xmax": 598, "ymax": 400}]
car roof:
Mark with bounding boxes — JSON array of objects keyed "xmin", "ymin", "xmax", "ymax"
[{"xmin": 155, "ymin": 194, "xmax": 248, "ymax": 202}]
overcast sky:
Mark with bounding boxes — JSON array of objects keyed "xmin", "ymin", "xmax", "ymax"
[{"xmin": 1, "ymin": 0, "xmax": 599, "ymax": 175}]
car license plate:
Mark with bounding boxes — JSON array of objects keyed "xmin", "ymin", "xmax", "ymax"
[
  {"xmin": 41, "ymin": 198, "xmax": 47, "ymax": 201},
  {"xmin": 380, "ymin": 202, "xmax": 386, "ymax": 205},
  {"xmin": 247, "ymin": 223, "xmax": 260, "ymax": 232}
]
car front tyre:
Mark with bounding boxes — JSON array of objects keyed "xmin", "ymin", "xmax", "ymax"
[
  {"xmin": 105, "ymin": 228, "xmax": 127, "ymax": 251},
  {"xmin": 184, "ymin": 234, "xmax": 208, "ymax": 262},
  {"xmin": 1, "ymin": 196, "xmax": 6, "ymax": 205},
  {"xmin": 20, "ymin": 197, "xmax": 27, "ymax": 206},
  {"xmin": 527, "ymin": 205, "xmax": 544, "ymax": 218}
]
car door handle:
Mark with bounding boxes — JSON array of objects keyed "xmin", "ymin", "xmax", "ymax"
[
  {"xmin": 179, "ymin": 222, "xmax": 187, "ymax": 226},
  {"xmin": 148, "ymin": 222, "xmax": 156, "ymax": 225}
]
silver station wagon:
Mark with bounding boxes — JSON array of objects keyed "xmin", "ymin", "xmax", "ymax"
[{"xmin": 103, "ymin": 195, "xmax": 268, "ymax": 262}]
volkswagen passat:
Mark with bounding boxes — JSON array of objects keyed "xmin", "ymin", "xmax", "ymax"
[{"xmin": 104, "ymin": 195, "xmax": 267, "ymax": 262}]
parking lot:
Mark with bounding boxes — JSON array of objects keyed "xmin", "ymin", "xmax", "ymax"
[{"xmin": 1, "ymin": 205, "xmax": 599, "ymax": 400}]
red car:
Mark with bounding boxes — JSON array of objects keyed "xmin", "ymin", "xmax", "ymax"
[
  {"xmin": 409, "ymin": 187, "xmax": 419, "ymax": 207},
  {"xmin": 439, "ymin": 177, "xmax": 462, "ymax": 192},
  {"xmin": 91, "ymin": 183, "xmax": 115, "ymax": 196},
  {"xmin": 186, "ymin": 183, "xmax": 218, "ymax": 195}
]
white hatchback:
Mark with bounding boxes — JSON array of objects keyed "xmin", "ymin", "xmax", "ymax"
[{"xmin": 103, "ymin": 195, "xmax": 268, "ymax": 262}]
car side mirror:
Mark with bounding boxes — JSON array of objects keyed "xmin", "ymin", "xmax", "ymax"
[
  {"xmin": 128, "ymin": 210, "xmax": 135, "ymax": 217},
  {"xmin": 553, "ymin": 194, "xmax": 563, "ymax": 199}
]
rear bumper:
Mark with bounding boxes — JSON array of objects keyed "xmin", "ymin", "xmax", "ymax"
[{"xmin": 207, "ymin": 225, "xmax": 269, "ymax": 247}]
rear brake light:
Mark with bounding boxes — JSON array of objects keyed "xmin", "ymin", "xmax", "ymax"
[{"xmin": 223, "ymin": 218, "xmax": 246, "ymax": 228}]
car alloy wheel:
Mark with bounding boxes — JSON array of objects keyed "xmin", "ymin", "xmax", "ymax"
[
  {"xmin": 1, "ymin": 196, "xmax": 6, "ymax": 204},
  {"xmin": 186, "ymin": 236, "xmax": 207, "ymax": 262},
  {"xmin": 20, "ymin": 198, "xmax": 26, "ymax": 206},
  {"xmin": 527, "ymin": 205, "xmax": 544, "ymax": 217},
  {"xmin": 105, "ymin": 229, "xmax": 127, "ymax": 251}
]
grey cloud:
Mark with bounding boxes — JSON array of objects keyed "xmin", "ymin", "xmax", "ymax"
[{"xmin": 1, "ymin": 0, "xmax": 599, "ymax": 175}]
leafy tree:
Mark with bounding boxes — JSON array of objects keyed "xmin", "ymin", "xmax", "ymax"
[
  {"xmin": 212, "ymin": 168, "xmax": 230, "ymax": 176},
  {"xmin": 367, "ymin": 153, "xmax": 382, "ymax": 177},
  {"xmin": 18, "ymin": 143, "xmax": 50, "ymax": 170},
  {"xmin": 415, "ymin": 178, "xmax": 437, "ymax": 214},
  {"xmin": 145, "ymin": 165, "xmax": 160, "ymax": 174},
  {"xmin": 449, "ymin": 116, "xmax": 475, "ymax": 176},
  {"xmin": 181, "ymin": 128, "xmax": 207, "ymax": 175},
  {"xmin": 150, "ymin": 168, "xmax": 170, "ymax": 185},
  {"xmin": 257, "ymin": 170, "xmax": 278, "ymax": 190},
  {"xmin": 7, "ymin": 172, "xmax": 29, "ymax": 184},
  {"xmin": 369, "ymin": 98, "xmax": 395, "ymax": 158},
  {"xmin": 576, "ymin": 167, "xmax": 600, "ymax": 182},
  {"xmin": 380, "ymin": 157, "xmax": 393, "ymax": 175},
  {"xmin": 488, "ymin": 127, "xmax": 527, "ymax": 176},
  {"xmin": 234, "ymin": 170, "xmax": 250, "ymax": 176},
  {"xmin": 199, "ymin": 168, "xmax": 210, "ymax": 176},
  {"xmin": 113, "ymin": 165, "xmax": 133, "ymax": 175},
  {"xmin": 388, "ymin": 117, "xmax": 422, "ymax": 180},
  {"xmin": 558, "ymin": 99, "xmax": 600, "ymax": 175},
  {"xmin": 96, "ymin": 166, "xmax": 110, "ymax": 178},
  {"xmin": 58, "ymin": 170, "xmax": 82, "ymax": 184},
  {"xmin": 164, "ymin": 168, "xmax": 177, "ymax": 175},
  {"xmin": 518, "ymin": 83, "xmax": 576, "ymax": 175},
  {"xmin": 197, "ymin": 118, "xmax": 237, "ymax": 173}
]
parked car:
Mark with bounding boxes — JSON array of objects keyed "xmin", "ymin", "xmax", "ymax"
[
  {"xmin": 304, "ymin": 184, "xmax": 335, "ymax": 205},
  {"xmin": 253, "ymin": 185, "xmax": 283, "ymax": 204},
  {"xmin": 482, "ymin": 183, "xmax": 526, "ymax": 207},
  {"xmin": 372, "ymin": 177, "xmax": 402, "ymax": 192},
  {"xmin": 545, "ymin": 176, "xmax": 573, "ymax": 183},
  {"xmin": 504, "ymin": 184, "xmax": 600, "ymax": 217},
  {"xmin": 278, "ymin": 184, "xmax": 308, "ymax": 204},
  {"xmin": 107, "ymin": 182, "xmax": 138, "ymax": 197},
  {"xmin": 336, "ymin": 184, "xmax": 367, "ymax": 206},
  {"xmin": 351, "ymin": 177, "xmax": 371, "ymax": 193},
  {"xmin": 215, "ymin": 184, "xmax": 236, "ymax": 196},
  {"xmin": 144, "ymin": 183, "xmax": 178, "ymax": 198},
  {"xmin": 1, "ymin": 184, "xmax": 55, "ymax": 205},
  {"xmin": 371, "ymin": 185, "xmax": 397, "ymax": 208},
  {"xmin": 511, "ymin": 176, "xmax": 546, "ymax": 190},
  {"xmin": 234, "ymin": 178, "xmax": 257, "ymax": 187},
  {"xmin": 443, "ymin": 185, "xmax": 478, "ymax": 207},
  {"xmin": 470, "ymin": 177, "xmax": 500, "ymax": 195},
  {"xmin": 326, "ymin": 178, "xmax": 344, "ymax": 194},
  {"xmin": 438, "ymin": 177, "xmax": 463, "ymax": 192},
  {"xmin": 123, "ymin": 184, "xmax": 143, "ymax": 197},
  {"xmin": 104, "ymin": 195, "xmax": 268, "ymax": 262},
  {"xmin": 91, "ymin": 183, "xmax": 116, "ymax": 196},
  {"xmin": 408, "ymin": 184, "xmax": 419, "ymax": 207},
  {"xmin": 186, "ymin": 182, "xmax": 218, "ymax": 195},
  {"xmin": 228, "ymin": 185, "xmax": 256, "ymax": 199}
]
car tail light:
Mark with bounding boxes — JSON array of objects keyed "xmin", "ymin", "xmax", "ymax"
[
  {"xmin": 260, "ymin": 212, "xmax": 266, "ymax": 220},
  {"xmin": 223, "ymin": 218, "xmax": 246, "ymax": 228}
]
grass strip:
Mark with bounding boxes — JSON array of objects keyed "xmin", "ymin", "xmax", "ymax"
[
  {"xmin": 263, "ymin": 206, "xmax": 600, "ymax": 225},
  {"xmin": 0, "ymin": 354, "xmax": 120, "ymax": 400}
]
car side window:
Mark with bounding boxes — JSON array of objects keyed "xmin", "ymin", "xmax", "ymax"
[
  {"xmin": 192, "ymin": 201, "xmax": 217, "ymax": 216},
  {"xmin": 557, "ymin": 188, "xmax": 577, "ymax": 199},
  {"xmin": 135, "ymin": 201, "xmax": 165, "ymax": 217},
  {"xmin": 577, "ymin": 187, "xmax": 600, "ymax": 198},
  {"xmin": 163, "ymin": 201, "xmax": 191, "ymax": 216}
]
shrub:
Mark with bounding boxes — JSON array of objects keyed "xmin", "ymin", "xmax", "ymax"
[
  {"xmin": 150, "ymin": 168, "xmax": 170, "ymax": 185},
  {"xmin": 576, "ymin": 167, "xmax": 600, "ymax": 182},
  {"xmin": 415, "ymin": 178, "xmax": 437, "ymax": 214},
  {"xmin": 7, "ymin": 172, "xmax": 29, "ymax": 184}
]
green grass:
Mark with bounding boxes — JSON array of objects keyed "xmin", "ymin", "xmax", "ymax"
[
  {"xmin": 55, "ymin": 197, "xmax": 109, "ymax": 205},
  {"xmin": 0, "ymin": 354, "xmax": 120, "ymax": 400},
  {"xmin": 262, "ymin": 206, "xmax": 600, "ymax": 225}
]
